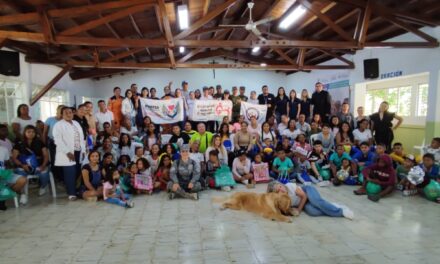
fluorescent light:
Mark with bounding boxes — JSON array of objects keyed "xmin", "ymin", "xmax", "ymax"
[
  {"xmin": 279, "ymin": 6, "xmax": 306, "ymax": 29},
  {"xmin": 260, "ymin": 63, "xmax": 267, "ymax": 67},
  {"xmin": 178, "ymin": 5, "xmax": 189, "ymax": 30},
  {"xmin": 252, "ymin": 47, "xmax": 261, "ymax": 53},
  {"xmin": 179, "ymin": 46, "xmax": 185, "ymax": 53}
]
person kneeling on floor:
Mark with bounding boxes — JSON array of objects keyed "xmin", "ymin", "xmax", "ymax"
[
  {"xmin": 168, "ymin": 144, "xmax": 201, "ymax": 200},
  {"xmin": 354, "ymin": 154, "xmax": 396, "ymax": 202}
]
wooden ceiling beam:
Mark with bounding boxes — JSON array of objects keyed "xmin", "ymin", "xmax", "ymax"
[
  {"xmin": 30, "ymin": 64, "xmax": 72, "ymax": 106},
  {"xmin": 157, "ymin": 0, "xmax": 175, "ymax": 67},
  {"xmin": 383, "ymin": 16, "xmax": 438, "ymax": 44},
  {"xmin": 317, "ymin": 48, "xmax": 353, "ymax": 66},
  {"xmin": 104, "ymin": 48, "xmax": 145, "ymax": 62},
  {"xmin": 178, "ymin": 30, "xmax": 231, "ymax": 63},
  {"xmin": 175, "ymin": 0, "xmax": 238, "ymax": 40},
  {"xmin": 59, "ymin": 4, "xmax": 152, "ymax": 36},
  {"xmin": 357, "ymin": 0, "xmax": 372, "ymax": 48},
  {"xmin": 203, "ymin": 0, "xmax": 211, "ymax": 16},
  {"xmin": 0, "ymin": 38, "xmax": 6, "ymax": 49},
  {"xmin": 48, "ymin": 0, "xmax": 155, "ymax": 19},
  {"xmin": 273, "ymin": 48, "xmax": 298, "ymax": 66},
  {"xmin": 299, "ymin": 0, "xmax": 353, "ymax": 41},
  {"xmin": 297, "ymin": 48, "xmax": 306, "ymax": 68},
  {"xmin": 0, "ymin": 12, "xmax": 39, "ymax": 27},
  {"xmin": 313, "ymin": 8, "xmax": 359, "ymax": 38},
  {"xmin": 37, "ymin": 6, "xmax": 55, "ymax": 44},
  {"xmin": 365, "ymin": 42, "xmax": 439, "ymax": 48},
  {"xmin": 298, "ymin": 1, "xmax": 337, "ymax": 31},
  {"xmin": 129, "ymin": 14, "xmax": 153, "ymax": 61}
]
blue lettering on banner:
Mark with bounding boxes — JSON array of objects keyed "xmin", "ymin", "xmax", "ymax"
[{"xmin": 380, "ymin": 71, "xmax": 403, "ymax": 79}]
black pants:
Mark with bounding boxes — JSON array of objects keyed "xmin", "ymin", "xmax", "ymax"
[{"xmin": 48, "ymin": 138, "xmax": 63, "ymax": 182}]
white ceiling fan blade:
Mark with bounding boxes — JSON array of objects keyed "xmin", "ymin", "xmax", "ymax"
[
  {"xmin": 251, "ymin": 27, "xmax": 266, "ymax": 41},
  {"xmin": 219, "ymin": 24, "xmax": 247, "ymax": 28},
  {"xmin": 253, "ymin": 17, "xmax": 275, "ymax": 26}
]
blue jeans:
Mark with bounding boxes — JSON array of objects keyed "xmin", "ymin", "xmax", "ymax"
[
  {"xmin": 302, "ymin": 185, "xmax": 343, "ymax": 217},
  {"xmin": 105, "ymin": 193, "xmax": 131, "ymax": 207},
  {"xmin": 62, "ymin": 165, "xmax": 77, "ymax": 196},
  {"xmin": 15, "ymin": 167, "xmax": 50, "ymax": 188}
]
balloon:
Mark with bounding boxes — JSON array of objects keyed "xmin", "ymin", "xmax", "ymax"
[
  {"xmin": 320, "ymin": 169, "xmax": 331, "ymax": 180},
  {"xmin": 407, "ymin": 166, "xmax": 425, "ymax": 185},
  {"xmin": 264, "ymin": 148, "xmax": 273, "ymax": 154},
  {"xmin": 366, "ymin": 182, "xmax": 382, "ymax": 195},
  {"xmin": 423, "ymin": 180, "xmax": 440, "ymax": 201},
  {"xmin": 336, "ymin": 170, "xmax": 349, "ymax": 181}
]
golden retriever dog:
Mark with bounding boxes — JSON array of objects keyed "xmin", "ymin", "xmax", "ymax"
[{"xmin": 213, "ymin": 192, "xmax": 293, "ymax": 223}]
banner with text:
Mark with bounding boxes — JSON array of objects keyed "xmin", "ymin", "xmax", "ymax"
[
  {"xmin": 240, "ymin": 101, "xmax": 267, "ymax": 124},
  {"xmin": 192, "ymin": 100, "xmax": 232, "ymax": 122},
  {"xmin": 140, "ymin": 98, "xmax": 184, "ymax": 124}
]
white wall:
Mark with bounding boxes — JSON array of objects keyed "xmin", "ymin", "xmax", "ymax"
[{"xmin": 93, "ymin": 59, "xmax": 287, "ymax": 98}]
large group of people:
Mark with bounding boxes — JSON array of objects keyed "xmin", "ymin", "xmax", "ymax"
[{"xmin": 1, "ymin": 81, "xmax": 439, "ymax": 215}]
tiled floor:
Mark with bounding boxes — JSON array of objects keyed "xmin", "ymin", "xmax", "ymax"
[{"xmin": 1, "ymin": 183, "xmax": 439, "ymax": 264}]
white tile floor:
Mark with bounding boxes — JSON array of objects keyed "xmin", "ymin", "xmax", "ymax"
[{"xmin": 1, "ymin": 183, "xmax": 439, "ymax": 264}]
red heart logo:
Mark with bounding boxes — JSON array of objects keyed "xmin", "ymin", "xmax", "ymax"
[{"xmin": 168, "ymin": 105, "xmax": 175, "ymax": 111}]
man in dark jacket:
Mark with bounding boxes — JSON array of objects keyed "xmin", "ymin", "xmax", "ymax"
[
  {"xmin": 258, "ymin": 85, "xmax": 275, "ymax": 121},
  {"xmin": 311, "ymin": 82, "xmax": 331, "ymax": 122}
]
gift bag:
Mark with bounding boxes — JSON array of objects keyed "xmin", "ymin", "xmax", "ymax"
[
  {"xmin": 214, "ymin": 166, "xmax": 236, "ymax": 187},
  {"xmin": 0, "ymin": 170, "xmax": 16, "ymax": 201},
  {"xmin": 252, "ymin": 163, "xmax": 270, "ymax": 183},
  {"xmin": 134, "ymin": 173, "xmax": 153, "ymax": 191}
]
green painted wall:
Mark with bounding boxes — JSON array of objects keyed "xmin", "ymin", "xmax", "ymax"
[
  {"xmin": 393, "ymin": 125, "xmax": 426, "ymax": 155},
  {"xmin": 425, "ymin": 121, "xmax": 440, "ymax": 142}
]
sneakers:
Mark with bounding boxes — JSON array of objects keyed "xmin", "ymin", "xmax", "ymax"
[
  {"xmin": 367, "ymin": 194, "xmax": 380, "ymax": 202},
  {"xmin": 342, "ymin": 207, "xmax": 354, "ymax": 220},
  {"xmin": 126, "ymin": 200, "xmax": 134, "ymax": 208},
  {"xmin": 19, "ymin": 194, "xmax": 28, "ymax": 205},
  {"xmin": 38, "ymin": 187, "xmax": 47, "ymax": 196},
  {"xmin": 222, "ymin": 186, "xmax": 232, "ymax": 192},
  {"xmin": 68, "ymin": 195, "xmax": 77, "ymax": 201},
  {"xmin": 403, "ymin": 189, "xmax": 418, "ymax": 196},
  {"xmin": 191, "ymin": 193, "xmax": 199, "ymax": 201},
  {"xmin": 241, "ymin": 179, "xmax": 249, "ymax": 185},
  {"xmin": 168, "ymin": 192, "xmax": 175, "ymax": 200},
  {"xmin": 395, "ymin": 184, "xmax": 404, "ymax": 191},
  {"xmin": 318, "ymin": 181, "xmax": 331, "ymax": 187}
]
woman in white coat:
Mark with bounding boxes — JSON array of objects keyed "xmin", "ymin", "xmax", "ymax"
[
  {"xmin": 121, "ymin": 89, "xmax": 137, "ymax": 126},
  {"xmin": 53, "ymin": 107, "xmax": 86, "ymax": 201}
]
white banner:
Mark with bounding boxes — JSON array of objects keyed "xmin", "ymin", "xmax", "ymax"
[
  {"xmin": 192, "ymin": 100, "xmax": 232, "ymax": 122},
  {"xmin": 140, "ymin": 98, "xmax": 184, "ymax": 124},
  {"xmin": 240, "ymin": 101, "xmax": 267, "ymax": 124}
]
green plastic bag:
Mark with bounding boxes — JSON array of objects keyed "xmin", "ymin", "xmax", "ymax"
[
  {"xmin": 0, "ymin": 185, "xmax": 16, "ymax": 201},
  {"xmin": 366, "ymin": 182, "xmax": 382, "ymax": 195},
  {"xmin": 0, "ymin": 169, "xmax": 13, "ymax": 183},
  {"xmin": 214, "ymin": 166, "xmax": 236, "ymax": 187},
  {"xmin": 319, "ymin": 169, "xmax": 331, "ymax": 181},
  {"xmin": 423, "ymin": 180, "xmax": 440, "ymax": 201}
]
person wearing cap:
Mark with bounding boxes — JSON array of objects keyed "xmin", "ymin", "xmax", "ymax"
[
  {"xmin": 168, "ymin": 144, "xmax": 201, "ymax": 200},
  {"xmin": 189, "ymin": 123, "xmax": 213, "ymax": 154},
  {"xmin": 230, "ymin": 86, "xmax": 241, "ymax": 122},
  {"xmin": 214, "ymin": 85, "xmax": 223, "ymax": 100},
  {"xmin": 266, "ymin": 181, "xmax": 354, "ymax": 219},
  {"xmin": 222, "ymin": 89, "xmax": 231, "ymax": 101},
  {"xmin": 232, "ymin": 149, "xmax": 253, "ymax": 186}
]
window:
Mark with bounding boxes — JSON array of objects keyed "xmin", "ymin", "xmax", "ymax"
[
  {"xmin": 33, "ymin": 86, "xmax": 69, "ymax": 122},
  {"xmin": 0, "ymin": 80, "xmax": 27, "ymax": 123},
  {"xmin": 364, "ymin": 73, "xmax": 429, "ymax": 126}
]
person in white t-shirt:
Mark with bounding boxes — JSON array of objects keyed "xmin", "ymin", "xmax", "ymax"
[
  {"xmin": 353, "ymin": 119, "xmax": 373, "ymax": 146},
  {"xmin": 281, "ymin": 119, "xmax": 302, "ymax": 141},
  {"xmin": 11, "ymin": 104, "xmax": 35, "ymax": 140},
  {"xmin": 95, "ymin": 100, "xmax": 115, "ymax": 132},
  {"xmin": 0, "ymin": 124, "xmax": 13, "ymax": 152}
]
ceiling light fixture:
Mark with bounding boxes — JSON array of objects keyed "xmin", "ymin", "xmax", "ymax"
[
  {"xmin": 178, "ymin": 5, "xmax": 189, "ymax": 30},
  {"xmin": 252, "ymin": 47, "xmax": 261, "ymax": 53},
  {"xmin": 279, "ymin": 5, "xmax": 306, "ymax": 30},
  {"xmin": 260, "ymin": 63, "xmax": 267, "ymax": 67},
  {"xmin": 179, "ymin": 46, "xmax": 185, "ymax": 53}
]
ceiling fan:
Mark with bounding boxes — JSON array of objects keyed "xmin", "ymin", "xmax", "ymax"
[{"xmin": 219, "ymin": 1, "xmax": 274, "ymax": 41}]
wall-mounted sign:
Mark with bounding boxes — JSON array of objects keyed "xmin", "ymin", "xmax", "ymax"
[{"xmin": 380, "ymin": 71, "xmax": 403, "ymax": 79}]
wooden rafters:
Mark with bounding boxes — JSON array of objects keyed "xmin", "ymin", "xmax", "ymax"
[
  {"xmin": 383, "ymin": 15, "xmax": 438, "ymax": 43},
  {"xmin": 273, "ymin": 48, "xmax": 298, "ymax": 66},
  {"xmin": 59, "ymin": 4, "xmax": 152, "ymax": 36},
  {"xmin": 297, "ymin": 48, "xmax": 306, "ymax": 69},
  {"xmin": 128, "ymin": 14, "xmax": 153, "ymax": 61},
  {"xmin": 357, "ymin": 0, "xmax": 372, "ymax": 47},
  {"xmin": 157, "ymin": 0, "xmax": 175, "ymax": 68},
  {"xmin": 175, "ymin": 0, "xmax": 238, "ymax": 40},
  {"xmin": 30, "ymin": 64, "xmax": 72, "ymax": 106},
  {"xmin": 0, "ymin": 38, "xmax": 6, "ymax": 49},
  {"xmin": 104, "ymin": 48, "xmax": 145, "ymax": 62},
  {"xmin": 299, "ymin": 0, "xmax": 353, "ymax": 41},
  {"xmin": 37, "ymin": 6, "xmax": 54, "ymax": 44},
  {"xmin": 297, "ymin": 1, "xmax": 337, "ymax": 31},
  {"xmin": 316, "ymin": 49, "xmax": 353, "ymax": 67}
]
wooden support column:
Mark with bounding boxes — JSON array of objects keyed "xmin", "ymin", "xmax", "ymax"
[{"xmin": 30, "ymin": 65, "xmax": 72, "ymax": 106}]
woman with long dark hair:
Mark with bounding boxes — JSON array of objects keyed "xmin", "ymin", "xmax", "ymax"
[
  {"xmin": 287, "ymin": 90, "xmax": 301, "ymax": 121},
  {"xmin": 12, "ymin": 104, "xmax": 35, "ymax": 140},
  {"xmin": 141, "ymin": 87, "xmax": 149, "ymax": 98},
  {"xmin": 370, "ymin": 101, "xmax": 403, "ymax": 151},
  {"xmin": 274, "ymin": 87, "xmax": 289, "ymax": 123}
]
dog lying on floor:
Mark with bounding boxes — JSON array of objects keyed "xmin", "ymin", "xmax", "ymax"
[{"xmin": 213, "ymin": 192, "xmax": 294, "ymax": 223}]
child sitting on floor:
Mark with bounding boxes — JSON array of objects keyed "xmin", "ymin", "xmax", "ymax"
[
  {"xmin": 154, "ymin": 154, "xmax": 172, "ymax": 192},
  {"xmin": 133, "ymin": 146, "xmax": 147, "ymax": 163},
  {"xmin": 294, "ymin": 148, "xmax": 318, "ymax": 185},
  {"xmin": 271, "ymin": 149, "xmax": 295, "ymax": 183},
  {"xmin": 251, "ymin": 153, "xmax": 270, "ymax": 183},
  {"xmin": 206, "ymin": 149, "xmax": 230, "ymax": 191},
  {"xmin": 423, "ymin": 137, "xmax": 440, "ymax": 165},
  {"xmin": 330, "ymin": 144, "xmax": 358, "ymax": 185},
  {"xmin": 396, "ymin": 154, "xmax": 417, "ymax": 194},
  {"xmin": 334, "ymin": 158, "xmax": 358, "ymax": 186},
  {"xmin": 308, "ymin": 140, "xmax": 331, "ymax": 183},
  {"xmin": 276, "ymin": 137, "xmax": 293, "ymax": 159},
  {"xmin": 261, "ymin": 137, "xmax": 275, "ymax": 163},
  {"xmin": 292, "ymin": 134, "xmax": 312, "ymax": 153},
  {"xmin": 354, "ymin": 154, "xmax": 396, "ymax": 202},
  {"xmin": 390, "ymin": 142, "xmax": 406, "ymax": 167},
  {"xmin": 103, "ymin": 168, "xmax": 134, "ymax": 208},
  {"xmin": 136, "ymin": 157, "xmax": 153, "ymax": 194},
  {"xmin": 373, "ymin": 143, "xmax": 386, "ymax": 162},
  {"xmin": 116, "ymin": 155, "xmax": 131, "ymax": 174},
  {"xmin": 420, "ymin": 153, "xmax": 440, "ymax": 182},
  {"xmin": 121, "ymin": 162, "xmax": 137, "ymax": 194}
]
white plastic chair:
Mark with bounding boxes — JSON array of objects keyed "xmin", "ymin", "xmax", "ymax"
[
  {"xmin": 413, "ymin": 138, "xmax": 425, "ymax": 156},
  {"xmin": 309, "ymin": 134, "xmax": 320, "ymax": 145},
  {"xmin": 24, "ymin": 172, "xmax": 57, "ymax": 198},
  {"xmin": 13, "ymin": 196, "xmax": 18, "ymax": 208}
]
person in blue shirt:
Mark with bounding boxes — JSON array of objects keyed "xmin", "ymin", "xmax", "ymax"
[
  {"xmin": 352, "ymin": 142, "xmax": 376, "ymax": 169},
  {"xmin": 330, "ymin": 144, "xmax": 357, "ymax": 183},
  {"xmin": 420, "ymin": 153, "xmax": 440, "ymax": 181}
]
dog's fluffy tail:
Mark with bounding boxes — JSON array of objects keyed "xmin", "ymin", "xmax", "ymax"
[{"xmin": 211, "ymin": 196, "xmax": 229, "ymax": 204}]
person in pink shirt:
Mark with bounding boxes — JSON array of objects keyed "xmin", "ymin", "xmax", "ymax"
[{"xmin": 103, "ymin": 168, "xmax": 134, "ymax": 208}]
